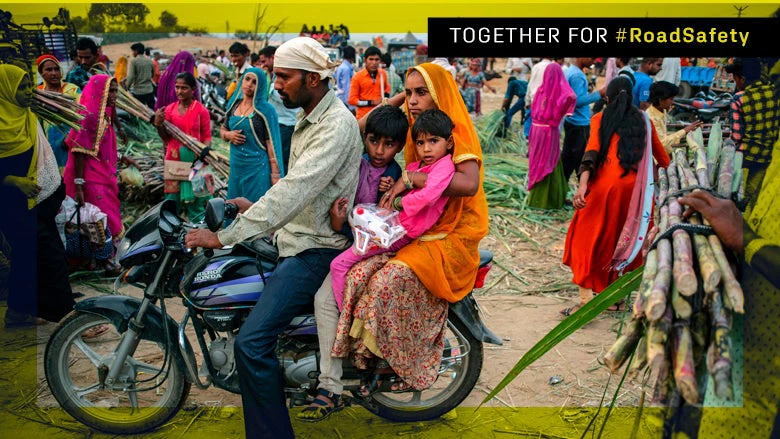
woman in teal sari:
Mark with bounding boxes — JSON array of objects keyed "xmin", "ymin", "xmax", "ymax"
[{"xmin": 220, "ymin": 67, "xmax": 284, "ymax": 202}]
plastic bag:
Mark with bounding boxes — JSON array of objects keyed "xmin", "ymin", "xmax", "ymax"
[
  {"xmin": 189, "ymin": 161, "xmax": 215, "ymax": 197},
  {"xmin": 348, "ymin": 204, "xmax": 406, "ymax": 255},
  {"xmin": 120, "ymin": 166, "xmax": 144, "ymax": 187}
]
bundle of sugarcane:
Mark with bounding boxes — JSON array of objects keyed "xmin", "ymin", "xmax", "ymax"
[
  {"xmin": 116, "ymin": 89, "xmax": 231, "ymax": 179},
  {"xmin": 32, "ymin": 89, "xmax": 86, "ymax": 129},
  {"xmin": 475, "ymin": 110, "xmax": 526, "ymax": 154},
  {"xmin": 603, "ymin": 127, "xmax": 744, "ymax": 407}
]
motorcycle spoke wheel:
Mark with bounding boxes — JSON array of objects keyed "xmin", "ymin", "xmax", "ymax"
[{"xmin": 45, "ymin": 312, "xmax": 190, "ymax": 434}]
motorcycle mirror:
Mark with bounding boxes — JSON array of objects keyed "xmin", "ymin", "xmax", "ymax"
[{"xmin": 205, "ymin": 198, "xmax": 226, "ymax": 232}]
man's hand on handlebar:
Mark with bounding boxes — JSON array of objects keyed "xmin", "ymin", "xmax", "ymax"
[
  {"xmin": 185, "ymin": 229, "xmax": 223, "ymax": 249},
  {"xmin": 226, "ymin": 197, "xmax": 253, "ymax": 214}
]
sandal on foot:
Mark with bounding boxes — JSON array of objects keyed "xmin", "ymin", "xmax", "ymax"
[
  {"xmin": 358, "ymin": 361, "xmax": 396, "ymax": 397},
  {"xmin": 606, "ymin": 299, "xmax": 626, "ymax": 312},
  {"xmin": 389, "ymin": 379, "xmax": 414, "ymax": 394},
  {"xmin": 297, "ymin": 389, "xmax": 343, "ymax": 422},
  {"xmin": 559, "ymin": 304, "xmax": 583, "ymax": 317}
]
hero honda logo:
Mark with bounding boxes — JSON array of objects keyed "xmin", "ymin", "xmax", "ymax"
[{"xmin": 193, "ymin": 259, "xmax": 235, "ymax": 283}]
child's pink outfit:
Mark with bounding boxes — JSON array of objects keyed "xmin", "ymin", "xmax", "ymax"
[{"xmin": 330, "ymin": 155, "xmax": 455, "ymax": 310}]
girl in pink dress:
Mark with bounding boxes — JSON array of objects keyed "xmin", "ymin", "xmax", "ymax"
[{"xmin": 330, "ymin": 109, "xmax": 456, "ymax": 309}]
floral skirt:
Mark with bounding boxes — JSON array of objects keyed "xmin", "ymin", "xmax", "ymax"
[{"xmin": 331, "ymin": 254, "xmax": 448, "ymax": 391}]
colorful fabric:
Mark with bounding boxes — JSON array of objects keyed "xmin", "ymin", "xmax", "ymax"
[
  {"xmin": 348, "ymin": 68, "xmax": 391, "ymax": 120},
  {"xmin": 63, "ymin": 75, "xmax": 122, "ymax": 238},
  {"xmin": 398, "ymin": 156, "xmax": 455, "ymax": 238},
  {"xmin": 64, "ymin": 65, "xmax": 92, "ymax": 90},
  {"xmin": 0, "ymin": 65, "xmax": 39, "ymax": 209},
  {"xmin": 647, "ymin": 104, "xmax": 686, "ymax": 154},
  {"xmin": 610, "ymin": 112, "xmax": 655, "ymax": 272},
  {"xmin": 740, "ymin": 80, "xmax": 779, "ymax": 166},
  {"xmin": 224, "ymin": 68, "xmax": 284, "ymax": 201},
  {"xmin": 527, "ymin": 63, "xmax": 576, "ymax": 190},
  {"xmin": 632, "ymin": 71, "xmax": 652, "ymax": 106},
  {"xmin": 331, "ymin": 254, "xmax": 448, "ymax": 391},
  {"xmin": 355, "ymin": 155, "xmax": 390, "ymax": 205},
  {"xmin": 36, "ymin": 55, "xmax": 59, "ymax": 72},
  {"xmin": 562, "ymin": 111, "xmax": 670, "ymax": 292},
  {"xmin": 564, "ymin": 65, "xmax": 601, "ymax": 126},
  {"xmin": 155, "ymin": 51, "xmax": 199, "ymax": 110},
  {"xmin": 525, "ymin": 58, "xmax": 552, "ymax": 107},
  {"xmin": 527, "ymin": 160, "xmax": 566, "ymax": 209},
  {"xmin": 114, "ymin": 56, "xmax": 128, "ymax": 83},
  {"xmin": 163, "ymin": 100, "xmax": 211, "ymax": 196},
  {"xmin": 399, "ymin": 62, "xmax": 489, "ymax": 303}
]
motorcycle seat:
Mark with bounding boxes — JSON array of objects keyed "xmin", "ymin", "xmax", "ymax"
[
  {"xmin": 479, "ymin": 250, "xmax": 493, "ymax": 267},
  {"xmin": 239, "ymin": 238, "xmax": 279, "ymax": 261}
]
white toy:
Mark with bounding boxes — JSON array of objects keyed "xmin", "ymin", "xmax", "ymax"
[{"xmin": 348, "ymin": 204, "xmax": 407, "ymax": 255}]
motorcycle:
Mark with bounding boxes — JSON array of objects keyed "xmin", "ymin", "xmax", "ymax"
[
  {"xmin": 670, "ymin": 91, "xmax": 732, "ymax": 124},
  {"xmin": 44, "ymin": 198, "xmax": 501, "ymax": 434}
]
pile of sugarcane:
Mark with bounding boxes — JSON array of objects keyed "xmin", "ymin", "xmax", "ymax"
[
  {"xmin": 116, "ymin": 89, "xmax": 231, "ymax": 178},
  {"xmin": 602, "ymin": 126, "xmax": 745, "ymax": 407},
  {"xmin": 475, "ymin": 110, "xmax": 527, "ymax": 154},
  {"xmin": 32, "ymin": 89, "xmax": 86, "ymax": 129}
]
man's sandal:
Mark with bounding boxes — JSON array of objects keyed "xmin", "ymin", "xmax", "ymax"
[{"xmin": 297, "ymin": 389, "xmax": 344, "ymax": 422}]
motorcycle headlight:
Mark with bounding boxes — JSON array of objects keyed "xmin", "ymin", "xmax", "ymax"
[{"xmin": 116, "ymin": 237, "xmax": 132, "ymax": 261}]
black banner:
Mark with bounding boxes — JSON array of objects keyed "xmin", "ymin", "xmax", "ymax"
[{"xmin": 428, "ymin": 18, "xmax": 777, "ymax": 57}]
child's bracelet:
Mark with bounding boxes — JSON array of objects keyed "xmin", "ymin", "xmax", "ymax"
[
  {"xmin": 403, "ymin": 170, "xmax": 414, "ymax": 189},
  {"xmin": 392, "ymin": 196, "xmax": 403, "ymax": 211}
]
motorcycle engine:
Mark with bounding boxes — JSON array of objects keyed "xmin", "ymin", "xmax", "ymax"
[
  {"xmin": 205, "ymin": 335, "xmax": 236, "ymax": 378},
  {"xmin": 280, "ymin": 351, "xmax": 318, "ymax": 388}
]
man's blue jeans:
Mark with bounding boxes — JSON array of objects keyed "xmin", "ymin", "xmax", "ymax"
[
  {"xmin": 504, "ymin": 99, "xmax": 525, "ymax": 130},
  {"xmin": 234, "ymin": 247, "xmax": 342, "ymax": 438}
]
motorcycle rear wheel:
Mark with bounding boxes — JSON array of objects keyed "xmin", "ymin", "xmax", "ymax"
[
  {"xmin": 44, "ymin": 311, "xmax": 191, "ymax": 434},
  {"xmin": 354, "ymin": 315, "xmax": 483, "ymax": 422}
]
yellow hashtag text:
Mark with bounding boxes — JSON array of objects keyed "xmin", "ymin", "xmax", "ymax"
[{"xmin": 629, "ymin": 27, "xmax": 749, "ymax": 47}]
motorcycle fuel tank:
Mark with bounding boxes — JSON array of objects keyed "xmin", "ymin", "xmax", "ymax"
[{"xmin": 185, "ymin": 255, "xmax": 273, "ymax": 310}]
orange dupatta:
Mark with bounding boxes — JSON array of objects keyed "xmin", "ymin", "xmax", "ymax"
[{"xmin": 393, "ymin": 63, "xmax": 489, "ymax": 303}]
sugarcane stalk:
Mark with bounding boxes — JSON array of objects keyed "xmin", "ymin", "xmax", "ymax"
[
  {"xmin": 717, "ymin": 141, "xmax": 736, "ymax": 197},
  {"xmin": 732, "ymin": 151, "xmax": 743, "ymax": 195},
  {"xmin": 628, "ymin": 335, "xmax": 648, "ymax": 379},
  {"xmin": 691, "ymin": 146, "xmax": 710, "ymax": 189},
  {"xmin": 667, "ymin": 163, "xmax": 697, "ymax": 296},
  {"xmin": 635, "ymin": 248, "xmax": 656, "ymax": 318},
  {"xmin": 706, "ymin": 122, "xmax": 722, "ymax": 186},
  {"xmin": 672, "ymin": 323, "xmax": 699, "ymax": 405},
  {"xmin": 604, "ymin": 318, "xmax": 644, "ymax": 373},
  {"xmin": 708, "ymin": 288, "xmax": 733, "ymax": 400},
  {"xmin": 651, "ymin": 356, "xmax": 672, "ymax": 405},
  {"xmin": 671, "ymin": 283, "xmax": 692, "ymax": 319},
  {"xmin": 708, "ymin": 235, "xmax": 744, "ymax": 313}
]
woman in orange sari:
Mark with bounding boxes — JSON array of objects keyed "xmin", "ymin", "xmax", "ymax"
[{"xmin": 330, "ymin": 63, "xmax": 489, "ymax": 392}]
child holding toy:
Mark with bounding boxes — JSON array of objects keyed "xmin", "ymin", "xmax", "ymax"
[{"xmin": 329, "ymin": 108, "xmax": 457, "ymax": 309}]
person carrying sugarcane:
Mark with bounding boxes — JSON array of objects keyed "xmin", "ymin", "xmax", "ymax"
[{"xmin": 36, "ymin": 54, "xmax": 80, "ymax": 171}]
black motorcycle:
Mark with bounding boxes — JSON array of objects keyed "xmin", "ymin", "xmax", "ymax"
[{"xmin": 44, "ymin": 198, "xmax": 501, "ymax": 434}]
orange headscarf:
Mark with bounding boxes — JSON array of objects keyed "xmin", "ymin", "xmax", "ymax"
[
  {"xmin": 394, "ymin": 63, "xmax": 489, "ymax": 303},
  {"xmin": 114, "ymin": 56, "xmax": 128, "ymax": 83}
]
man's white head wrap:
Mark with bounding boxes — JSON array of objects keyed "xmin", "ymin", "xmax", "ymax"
[{"xmin": 274, "ymin": 37, "xmax": 340, "ymax": 79}]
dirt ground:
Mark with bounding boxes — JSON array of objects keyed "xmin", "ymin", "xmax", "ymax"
[{"xmin": 0, "ymin": 50, "xmax": 653, "ymax": 436}]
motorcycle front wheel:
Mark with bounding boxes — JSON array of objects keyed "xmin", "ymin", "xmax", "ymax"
[{"xmin": 44, "ymin": 311, "xmax": 191, "ymax": 434}]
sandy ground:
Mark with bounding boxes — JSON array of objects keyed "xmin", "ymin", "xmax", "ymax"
[{"xmin": 0, "ymin": 44, "xmax": 653, "ymax": 436}]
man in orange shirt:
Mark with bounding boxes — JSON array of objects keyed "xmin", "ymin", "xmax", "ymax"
[{"xmin": 348, "ymin": 46, "xmax": 390, "ymax": 120}]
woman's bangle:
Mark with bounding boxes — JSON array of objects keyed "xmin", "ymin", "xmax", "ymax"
[
  {"xmin": 74, "ymin": 178, "xmax": 85, "ymax": 186},
  {"xmin": 392, "ymin": 196, "xmax": 403, "ymax": 211},
  {"xmin": 402, "ymin": 170, "xmax": 414, "ymax": 189}
]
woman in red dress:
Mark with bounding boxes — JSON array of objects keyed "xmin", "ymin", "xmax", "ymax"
[{"xmin": 561, "ymin": 76, "xmax": 670, "ymax": 315}]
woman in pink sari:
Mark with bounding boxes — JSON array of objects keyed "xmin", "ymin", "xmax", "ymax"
[
  {"xmin": 526, "ymin": 63, "xmax": 576, "ymax": 209},
  {"xmin": 63, "ymin": 75, "xmax": 125, "ymax": 257}
]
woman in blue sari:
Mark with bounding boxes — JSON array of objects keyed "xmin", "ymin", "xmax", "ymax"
[{"xmin": 220, "ymin": 67, "xmax": 284, "ymax": 202}]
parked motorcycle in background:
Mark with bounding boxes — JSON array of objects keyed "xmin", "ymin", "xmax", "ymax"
[{"xmin": 44, "ymin": 199, "xmax": 501, "ymax": 434}]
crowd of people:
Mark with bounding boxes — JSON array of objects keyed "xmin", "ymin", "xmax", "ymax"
[{"xmin": 0, "ymin": 29, "xmax": 778, "ymax": 438}]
